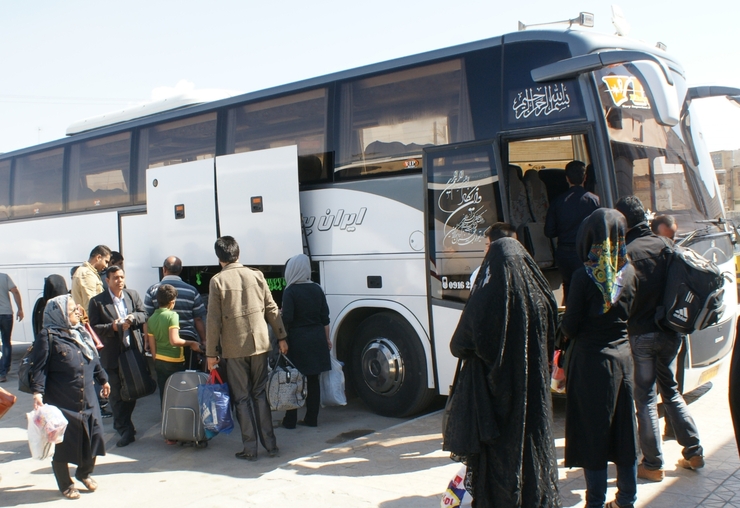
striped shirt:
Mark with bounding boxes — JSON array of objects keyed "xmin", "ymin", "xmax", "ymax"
[{"xmin": 144, "ymin": 276, "xmax": 206, "ymax": 339}]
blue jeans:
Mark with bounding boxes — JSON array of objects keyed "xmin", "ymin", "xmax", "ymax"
[
  {"xmin": 583, "ymin": 462, "xmax": 637, "ymax": 508},
  {"xmin": 630, "ymin": 331, "xmax": 703, "ymax": 469},
  {"xmin": 0, "ymin": 314, "xmax": 13, "ymax": 377}
]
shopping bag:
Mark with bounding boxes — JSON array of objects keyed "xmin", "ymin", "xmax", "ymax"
[
  {"xmin": 118, "ymin": 344, "xmax": 157, "ymax": 401},
  {"xmin": 198, "ymin": 369, "xmax": 234, "ymax": 436},
  {"xmin": 27, "ymin": 404, "xmax": 68, "ymax": 460},
  {"xmin": 320, "ymin": 356, "xmax": 347, "ymax": 407},
  {"xmin": 267, "ymin": 353, "xmax": 306, "ymax": 411},
  {"xmin": 550, "ymin": 349, "xmax": 566, "ymax": 394},
  {"xmin": 440, "ymin": 464, "xmax": 473, "ymax": 507}
]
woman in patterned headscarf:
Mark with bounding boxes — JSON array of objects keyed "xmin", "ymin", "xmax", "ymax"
[
  {"xmin": 30, "ymin": 294, "xmax": 110, "ymax": 500},
  {"xmin": 561, "ymin": 208, "xmax": 638, "ymax": 508}
]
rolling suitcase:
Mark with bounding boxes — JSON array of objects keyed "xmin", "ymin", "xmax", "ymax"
[{"xmin": 161, "ymin": 370, "xmax": 210, "ymax": 447}]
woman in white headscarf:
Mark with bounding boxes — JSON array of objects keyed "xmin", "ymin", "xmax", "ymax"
[
  {"xmin": 281, "ymin": 254, "xmax": 331, "ymax": 428},
  {"xmin": 30, "ymin": 294, "xmax": 110, "ymax": 500}
]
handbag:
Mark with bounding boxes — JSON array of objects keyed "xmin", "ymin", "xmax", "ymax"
[
  {"xmin": 267, "ymin": 353, "xmax": 307, "ymax": 411},
  {"xmin": 198, "ymin": 369, "xmax": 234, "ymax": 436},
  {"xmin": 442, "ymin": 358, "xmax": 463, "ymax": 435},
  {"xmin": 18, "ymin": 333, "xmax": 52, "ymax": 394},
  {"xmin": 0, "ymin": 386, "xmax": 17, "ymax": 420},
  {"xmin": 118, "ymin": 343, "xmax": 157, "ymax": 402}
]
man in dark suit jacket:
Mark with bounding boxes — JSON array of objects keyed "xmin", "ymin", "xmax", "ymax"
[{"xmin": 88, "ymin": 266, "xmax": 147, "ymax": 447}]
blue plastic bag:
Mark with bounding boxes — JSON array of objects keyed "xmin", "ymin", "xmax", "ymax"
[{"xmin": 198, "ymin": 369, "xmax": 234, "ymax": 436}]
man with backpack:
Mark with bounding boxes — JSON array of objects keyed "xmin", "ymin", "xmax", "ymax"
[{"xmin": 616, "ymin": 196, "xmax": 704, "ymax": 482}]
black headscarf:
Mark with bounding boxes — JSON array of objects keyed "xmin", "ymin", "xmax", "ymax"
[
  {"xmin": 445, "ymin": 238, "xmax": 561, "ymax": 508},
  {"xmin": 576, "ymin": 208, "xmax": 628, "ymax": 314}
]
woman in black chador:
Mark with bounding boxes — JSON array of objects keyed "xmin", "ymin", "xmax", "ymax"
[
  {"xmin": 444, "ymin": 237, "xmax": 561, "ymax": 508},
  {"xmin": 561, "ymin": 208, "xmax": 638, "ymax": 508}
]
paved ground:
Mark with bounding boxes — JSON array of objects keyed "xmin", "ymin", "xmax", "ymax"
[{"xmin": 1, "ymin": 345, "xmax": 739, "ymax": 507}]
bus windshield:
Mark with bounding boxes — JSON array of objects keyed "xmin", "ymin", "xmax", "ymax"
[{"xmin": 596, "ymin": 63, "xmax": 724, "ymax": 233}]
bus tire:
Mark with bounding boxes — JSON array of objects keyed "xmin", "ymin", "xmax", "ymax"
[{"xmin": 350, "ymin": 312, "xmax": 434, "ymax": 417}]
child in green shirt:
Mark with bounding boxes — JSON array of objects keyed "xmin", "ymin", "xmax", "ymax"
[{"xmin": 146, "ymin": 284, "xmax": 202, "ymax": 443}]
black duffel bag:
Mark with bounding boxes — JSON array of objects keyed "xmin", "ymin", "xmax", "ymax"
[{"xmin": 118, "ymin": 343, "xmax": 157, "ymax": 401}]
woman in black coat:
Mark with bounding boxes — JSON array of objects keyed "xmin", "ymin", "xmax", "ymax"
[
  {"xmin": 31, "ymin": 294, "xmax": 110, "ymax": 500},
  {"xmin": 561, "ymin": 209, "xmax": 638, "ymax": 508},
  {"xmin": 281, "ymin": 254, "xmax": 331, "ymax": 429}
]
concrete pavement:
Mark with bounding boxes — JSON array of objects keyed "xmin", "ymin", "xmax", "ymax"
[{"xmin": 1, "ymin": 346, "xmax": 739, "ymax": 507}]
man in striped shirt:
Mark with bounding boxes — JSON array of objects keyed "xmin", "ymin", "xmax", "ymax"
[{"xmin": 144, "ymin": 257, "xmax": 207, "ymax": 349}]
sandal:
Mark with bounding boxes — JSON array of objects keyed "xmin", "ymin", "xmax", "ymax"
[
  {"xmin": 62, "ymin": 486, "xmax": 80, "ymax": 499},
  {"xmin": 79, "ymin": 476, "xmax": 98, "ymax": 492}
]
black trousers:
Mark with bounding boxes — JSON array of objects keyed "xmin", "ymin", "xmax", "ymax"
[
  {"xmin": 283, "ymin": 374, "xmax": 321, "ymax": 427},
  {"xmin": 52, "ymin": 458, "xmax": 95, "ymax": 491},
  {"xmin": 106, "ymin": 366, "xmax": 137, "ymax": 437},
  {"xmin": 226, "ymin": 354, "xmax": 277, "ymax": 455},
  {"xmin": 154, "ymin": 359, "xmax": 185, "ymax": 406}
]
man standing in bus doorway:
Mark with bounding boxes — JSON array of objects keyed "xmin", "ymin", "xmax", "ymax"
[
  {"xmin": 0, "ymin": 272, "xmax": 24, "ymax": 383},
  {"xmin": 102, "ymin": 251, "xmax": 124, "ymax": 292},
  {"xmin": 544, "ymin": 160, "xmax": 600, "ymax": 302},
  {"xmin": 72, "ymin": 245, "xmax": 112, "ymax": 310},
  {"xmin": 88, "ymin": 266, "xmax": 148, "ymax": 447},
  {"xmin": 616, "ymin": 196, "xmax": 705, "ymax": 482},
  {"xmin": 144, "ymin": 256, "xmax": 207, "ymax": 365},
  {"xmin": 206, "ymin": 236, "xmax": 288, "ymax": 461}
]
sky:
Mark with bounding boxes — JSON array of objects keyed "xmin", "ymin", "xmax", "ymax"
[{"xmin": 1, "ymin": 0, "xmax": 739, "ymax": 155}]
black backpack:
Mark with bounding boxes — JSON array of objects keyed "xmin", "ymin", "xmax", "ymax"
[{"xmin": 656, "ymin": 239, "xmax": 727, "ymax": 334}]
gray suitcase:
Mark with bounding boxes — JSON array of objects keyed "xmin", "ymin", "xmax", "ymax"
[{"xmin": 161, "ymin": 370, "xmax": 209, "ymax": 446}]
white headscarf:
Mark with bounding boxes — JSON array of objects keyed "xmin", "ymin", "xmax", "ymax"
[
  {"xmin": 43, "ymin": 294, "xmax": 97, "ymax": 361},
  {"xmin": 284, "ymin": 254, "xmax": 312, "ymax": 287}
]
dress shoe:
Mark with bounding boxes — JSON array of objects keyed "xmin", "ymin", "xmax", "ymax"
[
  {"xmin": 268, "ymin": 448, "xmax": 280, "ymax": 458},
  {"xmin": 116, "ymin": 434, "xmax": 135, "ymax": 447},
  {"xmin": 637, "ymin": 464, "xmax": 664, "ymax": 482},
  {"xmin": 605, "ymin": 501, "xmax": 633, "ymax": 508},
  {"xmin": 0, "ymin": 376, "xmax": 7, "ymax": 383},
  {"xmin": 235, "ymin": 450, "xmax": 257, "ymax": 461},
  {"xmin": 297, "ymin": 419, "xmax": 317, "ymax": 427},
  {"xmin": 678, "ymin": 455, "xmax": 705, "ymax": 470}
]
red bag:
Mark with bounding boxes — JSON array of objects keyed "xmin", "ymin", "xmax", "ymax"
[
  {"xmin": 550, "ymin": 350, "xmax": 566, "ymax": 394},
  {"xmin": 0, "ymin": 386, "xmax": 17, "ymax": 420}
]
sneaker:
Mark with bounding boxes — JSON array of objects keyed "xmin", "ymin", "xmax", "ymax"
[
  {"xmin": 0, "ymin": 376, "xmax": 7, "ymax": 383},
  {"xmin": 637, "ymin": 464, "xmax": 665, "ymax": 482},
  {"xmin": 678, "ymin": 455, "xmax": 705, "ymax": 470}
]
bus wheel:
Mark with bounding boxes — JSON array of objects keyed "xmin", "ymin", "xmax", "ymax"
[{"xmin": 350, "ymin": 312, "xmax": 434, "ymax": 417}]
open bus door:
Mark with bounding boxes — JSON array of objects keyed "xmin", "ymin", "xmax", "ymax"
[
  {"xmin": 146, "ymin": 145, "xmax": 303, "ymax": 270},
  {"xmin": 424, "ymin": 142, "xmax": 501, "ymax": 393}
]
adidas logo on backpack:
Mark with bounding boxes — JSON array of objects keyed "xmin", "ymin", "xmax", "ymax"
[{"xmin": 656, "ymin": 239, "xmax": 727, "ymax": 334}]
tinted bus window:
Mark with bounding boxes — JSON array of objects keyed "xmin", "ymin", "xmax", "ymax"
[
  {"xmin": 225, "ymin": 89, "xmax": 329, "ymax": 183},
  {"xmin": 68, "ymin": 132, "xmax": 132, "ymax": 211},
  {"xmin": 135, "ymin": 113, "xmax": 217, "ymax": 202},
  {"xmin": 12, "ymin": 148, "xmax": 64, "ymax": 218},
  {"xmin": 0, "ymin": 160, "xmax": 10, "ymax": 220},
  {"xmin": 336, "ymin": 59, "xmax": 474, "ymax": 178}
]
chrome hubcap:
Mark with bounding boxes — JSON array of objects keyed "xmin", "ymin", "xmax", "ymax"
[{"xmin": 360, "ymin": 338, "xmax": 404, "ymax": 396}]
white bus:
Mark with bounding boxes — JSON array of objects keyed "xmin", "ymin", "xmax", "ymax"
[{"xmin": 2, "ymin": 26, "xmax": 738, "ymax": 416}]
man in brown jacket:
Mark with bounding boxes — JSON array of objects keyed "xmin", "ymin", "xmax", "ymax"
[{"xmin": 206, "ymin": 236, "xmax": 288, "ymax": 461}]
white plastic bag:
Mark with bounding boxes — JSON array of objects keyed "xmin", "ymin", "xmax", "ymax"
[
  {"xmin": 440, "ymin": 464, "xmax": 473, "ymax": 507},
  {"xmin": 320, "ymin": 356, "xmax": 347, "ymax": 407},
  {"xmin": 27, "ymin": 404, "xmax": 68, "ymax": 460}
]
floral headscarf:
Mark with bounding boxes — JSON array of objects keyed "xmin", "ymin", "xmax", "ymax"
[{"xmin": 576, "ymin": 208, "xmax": 629, "ymax": 314}]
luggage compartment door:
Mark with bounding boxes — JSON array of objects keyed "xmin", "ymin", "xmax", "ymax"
[
  {"xmin": 147, "ymin": 158, "xmax": 218, "ymax": 266},
  {"xmin": 216, "ymin": 145, "xmax": 302, "ymax": 265}
]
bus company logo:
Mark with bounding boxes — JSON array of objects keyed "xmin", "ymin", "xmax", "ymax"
[
  {"xmin": 602, "ymin": 75, "xmax": 651, "ymax": 110},
  {"xmin": 404, "ymin": 159, "xmax": 420, "ymax": 169},
  {"xmin": 302, "ymin": 207, "xmax": 367, "ymax": 236},
  {"xmin": 513, "ymin": 83, "xmax": 571, "ymax": 119}
]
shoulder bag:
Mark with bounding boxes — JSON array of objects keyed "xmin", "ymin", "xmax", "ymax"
[{"xmin": 267, "ymin": 353, "xmax": 307, "ymax": 411}]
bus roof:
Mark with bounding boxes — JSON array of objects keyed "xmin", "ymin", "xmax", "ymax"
[{"xmin": 1, "ymin": 28, "xmax": 682, "ymax": 161}]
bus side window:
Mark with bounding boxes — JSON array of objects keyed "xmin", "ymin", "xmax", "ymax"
[
  {"xmin": 0, "ymin": 160, "xmax": 10, "ymax": 220},
  {"xmin": 11, "ymin": 148, "xmax": 64, "ymax": 218}
]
